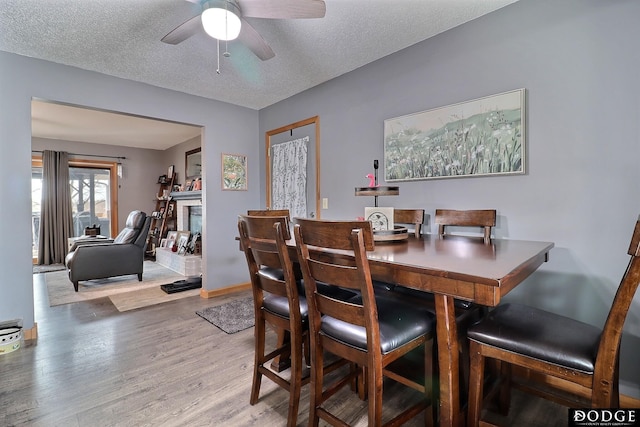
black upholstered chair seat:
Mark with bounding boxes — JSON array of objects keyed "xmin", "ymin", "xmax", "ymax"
[
  {"xmin": 321, "ymin": 294, "xmax": 435, "ymax": 354},
  {"xmin": 467, "ymin": 303, "xmax": 601, "ymax": 373},
  {"xmin": 260, "ymin": 267, "xmax": 356, "ymax": 320}
]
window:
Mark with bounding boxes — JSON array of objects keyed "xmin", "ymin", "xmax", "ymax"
[{"xmin": 31, "ymin": 157, "xmax": 118, "ymax": 261}]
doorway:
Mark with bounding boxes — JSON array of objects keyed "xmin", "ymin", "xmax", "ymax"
[{"xmin": 265, "ymin": 116, "xmax": 320, "ymax": 218}]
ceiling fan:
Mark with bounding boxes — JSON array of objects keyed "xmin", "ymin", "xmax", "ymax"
[{"xmin": 162, "ymin": 0, "xmax": 327, "ymax": 61}]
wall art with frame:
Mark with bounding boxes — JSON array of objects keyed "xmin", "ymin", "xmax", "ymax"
[
  {"xmin": 222, "ymin": 153, "xmax": 247, "ymax": 191},
  {"xmin": 384, "ymin": 88, "xmax": 525, "ymax": 181}
]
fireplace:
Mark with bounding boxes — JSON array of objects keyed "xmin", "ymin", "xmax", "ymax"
[
  {"xmin": 176, "ymin": 197, "xmax": 202, "ymax": 235},
  {"xmin": 156, "ymin": 194, "xmax": 203, "ymax": 276},
  {"xmin": 188, "ymin": 206, "xmax": 202, "ymax": 235}
]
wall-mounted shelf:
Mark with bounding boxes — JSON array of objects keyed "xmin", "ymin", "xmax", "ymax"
[
  {"xmin": 354, "ymin": 186, "xmax": 400, "ymax": 197},
  {"xmin": 354, "ymin": 160, "xmax": 399, "ymax": 206}
]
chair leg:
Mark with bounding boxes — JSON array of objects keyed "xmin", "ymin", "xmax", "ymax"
[
  {"xmin": 73, "ymin": 281, "xmax": 79, "ymax": 292},
  {"xmin": 308, "ymin": 339, "xmax": 324, "ymax": 427},
  {"xmin": 467, "ymin": 341, "xmax": 485, "ymax": 427},
  {"xmin": 137, "ymin": 273, "xmax": 142, "ymax": 281},
  {"xmin": 287, "ymin": 329, "xmax": 304, "ymax": 427},
  {"xmin": 368, "ymin": 364, "xmax": 384, "ymax": 427},
  {"xmin": 424, "ymin": 340, "xmax": 435, "ymax": 426},
  {"xmin": 250, "ymin": 317, "xmax": 266, "ymax": 405}
]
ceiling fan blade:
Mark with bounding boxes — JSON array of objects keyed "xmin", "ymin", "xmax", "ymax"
[
  {"xmin": 161, "ymin": 15, "xmax": 202, "ymax": 45},
  {"xmin": 238, "ymin": 18, "xmax": 275, "ymax": 60},
  {"xmin": 239, "ymin": 0, "xmax": 326, "ymax": 19}
]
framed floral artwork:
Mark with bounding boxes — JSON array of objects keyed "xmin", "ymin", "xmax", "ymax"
[{"xmin": 222, "ymin": 153, "xmax": 247, "ymax": 191}]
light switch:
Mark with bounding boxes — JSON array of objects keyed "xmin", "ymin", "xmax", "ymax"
[{"xmin": 322, "ymin": 198, "xmax": 329, "ymax": 209}]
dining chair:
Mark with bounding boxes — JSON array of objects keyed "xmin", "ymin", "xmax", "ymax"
[
  {"xmin": 435, "ymin": 209, "xmax": 496, "ymax": 243},
  {"xmin": 294, "ymin": 218, "xmax": 435, "ymax": 426},
  {"xmin": 238, "ymin": 214, "xmax": 352, "ymax": 426},
  {"xmin": 237, "ymin": 214, "xmax": 308, "ymax": 427},
  {"xmin": 247, "ymin": 208, "xmax": 290, "ymax": 218},
  {"xmin": 466, "ymin": 217, "xmax": 640, "ymax": 426},
  {"xmin": 394, "ymin": 208, "xmax": 424, "ymax": 238}
]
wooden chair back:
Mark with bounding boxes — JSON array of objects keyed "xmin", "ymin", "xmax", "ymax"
[
  {"xmin": 467, "ymin": 218, "xmax": 640, "ymax": 425},
  {"xmin": 237, "ymin": 214, "xmax": 307, "ymax": 426},
  {"xmin": 238, "ymin": 214, "xmax": 296, "ymax": 316},
  {"xmin": 435, "ymin": 209, "xmax": 496, "ymax": 243},
  {"xmin": 247, "ymin": 209, "xmax": 290, "ymax": 218},
  {"xmin": 593, "ymin": 218, "xmax": 640, "ymax": 403},
  {"xmin": 294, "ymin": 218, "xmax": 432, "ymax": 425},
  {"xmin": 394, "ymin": 209, "xmax": 424, "ymax": 238}
]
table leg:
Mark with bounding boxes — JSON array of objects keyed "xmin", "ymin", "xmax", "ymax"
[
  {"xmin": 270, "ymin": 327, "xmax": 292, "ymax": 372},
  {"xmin": 434, "ymin": 294, "xmax": 462, "ymax": 427}
]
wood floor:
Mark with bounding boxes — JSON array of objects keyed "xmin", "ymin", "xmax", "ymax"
[{"xmin": 0, "ymin": 273, "xmax": 570, "ymax": 426}]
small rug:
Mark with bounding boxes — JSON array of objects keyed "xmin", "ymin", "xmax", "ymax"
[
  {"xmin": 110, "ymin": 286, "xmax": 201, "ymax": 312},
  {"xmin": 33, "ymin": 264, "xmax": 66, "ymax": 274},
  {"xmin": 196, "ymin": 297, "xmax": 255, "ymax": 334},
  {"xmin": 45, "ymin": 261, "xmax": 186, "ymax": 307}
]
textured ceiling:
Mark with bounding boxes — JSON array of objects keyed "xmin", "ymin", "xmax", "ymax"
[
  {"xmin": 1, "ymin": 0, "xmax": 519, "ymax": 111},
  {"xmin": 31, "ymin": 100, "xmax": 202, "ymax": 150}
]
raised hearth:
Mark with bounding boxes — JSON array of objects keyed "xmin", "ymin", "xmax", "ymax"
[{"xmin": 155, "ymin": 248, "xmax": 201, "ymax": 276}]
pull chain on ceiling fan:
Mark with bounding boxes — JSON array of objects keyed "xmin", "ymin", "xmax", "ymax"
[{"xmin": 162, "ymin": 0, "xmax": 326, "ymax": 73}]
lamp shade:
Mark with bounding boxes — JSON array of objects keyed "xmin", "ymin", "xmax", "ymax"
[{"xmin": 202, "ymin": 1, "xmax": 241, "ymax": 41}]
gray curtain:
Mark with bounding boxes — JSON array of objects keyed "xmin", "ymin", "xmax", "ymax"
[
  {"xmin": 38, "ymin": 150, "xmax": 74, "ymax": 265},
  {"xmin": 272, "ymin": 137, "xmax": 308, "ymax": 218}
]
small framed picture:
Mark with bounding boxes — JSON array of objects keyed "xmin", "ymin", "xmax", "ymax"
[
  {"xmin": 176, "ymin": 231, "xmax": 191, "ymax": 246},
  {"xmin": 160, "ymin": 238, "xmax": 168, "ymax": 248},
  {"xmin": 365, "ymin": 207, "xmax": 395, "ymax": 231},
  {"xmin": 166, "ymin": 231, "xmax": 178, "ymax": 248},
  {"xmin": 157, "ymin": 174, "xmax": 168, "ymax": 184},
  {"xmin": 177, "ymin": 235, "xmax": 189, "ymax": 255},
  {"xmin": 168, "ymin": 164, "xmax": 174, "ymax": 178},
  {"xmin": 222, "ymin": 153, "xmax": 247, "ymax": 191}
]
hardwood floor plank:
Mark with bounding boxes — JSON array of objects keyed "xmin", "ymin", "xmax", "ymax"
[{"xmin": 0, "ymin": 274, "xmax": 570, "ymax": 426}]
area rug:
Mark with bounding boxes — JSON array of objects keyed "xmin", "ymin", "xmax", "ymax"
[
  {"xmin": 33, "ymin": 264, "xmax": 66, "ymax": 274},
  {"xmin": 196, "ymin": 297, "xmax": 255, "ymax": 334},
  {"xmin": 109, "ymin": 286, "xmax": 201, "ymax": 312},
  {"xmin": 45, "ymin": 261, "xmax": 186, "ymax": 308}
]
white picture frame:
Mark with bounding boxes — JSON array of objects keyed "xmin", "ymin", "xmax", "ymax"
[{"xmin": 365, "ymin": 207, "xmax": 395, "ymax": 231}]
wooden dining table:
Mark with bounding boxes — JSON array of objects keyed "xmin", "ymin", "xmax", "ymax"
[{"xmin": 288, "ymin": 233, "xmax": 554, "ymax": 426}]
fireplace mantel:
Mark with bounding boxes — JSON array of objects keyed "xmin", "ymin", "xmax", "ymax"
[{"xmin": 170, "ymin": 190, "xmax": 202, "ymax": 200}]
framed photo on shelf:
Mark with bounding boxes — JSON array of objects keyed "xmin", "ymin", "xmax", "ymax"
[
  {"xmin": 365, "ymin": 207, "xmax": 395, "ymax": 231},
  {"xmin": 176, "ymin": 235, "xmax": 190, "ymax": 255},
  {"xmin": 166, "ymin": 231, "xmax": 178, "ymax": 248},
  {"xmin": 176, "ymin": 231, "xmax": 191, "ymax": 247},
  {"xmin": 168, "ymin": 164, "xmax": 174, "ymax": 179},
  {"xmin": 159, "ymin": 238, "xmax": 168, "ymax": 248}
]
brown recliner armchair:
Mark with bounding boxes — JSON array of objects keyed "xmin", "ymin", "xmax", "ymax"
[{"xmin": 65, "ymin": 210, "xmax": 151, "ymax": 292}]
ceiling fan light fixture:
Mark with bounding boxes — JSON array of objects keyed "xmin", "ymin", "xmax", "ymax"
[{"xmin": 202, "ymin": 0, "xmax": 242, "ymax": 41}]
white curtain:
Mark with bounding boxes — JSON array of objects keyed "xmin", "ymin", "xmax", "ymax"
[{"xmin": 272, "ymin": 136, "xmax": 308, "ymax": 219}]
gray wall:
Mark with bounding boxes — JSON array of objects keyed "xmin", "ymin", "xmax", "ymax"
[
  {"xmin": 165, "ymin": 135, "xmax": 202, "ymax": 187},
  {"xmin": 2, "ymin": 0, "xmax": 639, "ymax": 399},
  {"xmin": 0, "ymin": 51, "xmax": 259, "ymax": 342},
  {"xmin": 259, "ymin": 0, "xmax": 640, "ymax": 396}
]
